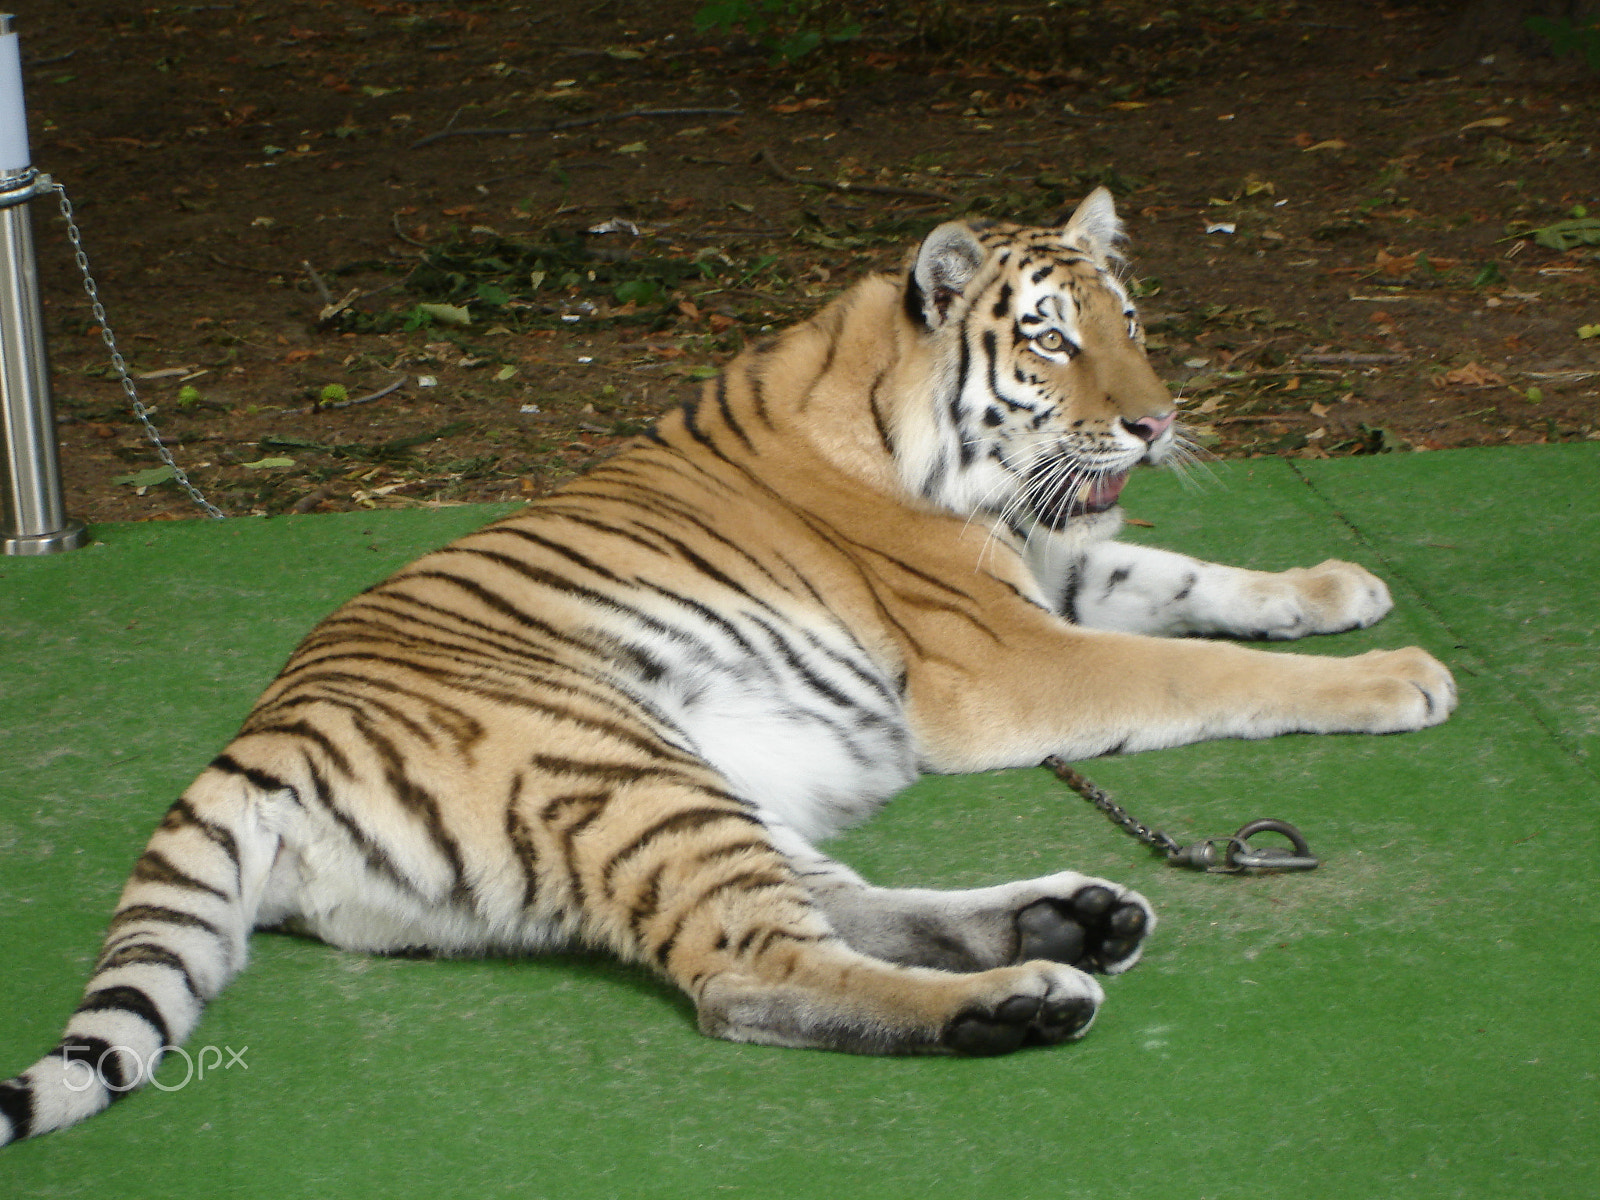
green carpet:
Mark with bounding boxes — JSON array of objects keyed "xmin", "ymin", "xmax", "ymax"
[{"xmin": 2, "ymin": 446, "xmax": 1596, "ymax": 1199}]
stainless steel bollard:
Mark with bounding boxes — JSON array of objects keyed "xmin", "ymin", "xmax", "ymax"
[{"xmin": 0, "ymin": 14, "xmax": 86, "ymax": 555}]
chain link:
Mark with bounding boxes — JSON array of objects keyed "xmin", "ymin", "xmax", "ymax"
[
  {"xmin": 1043, "ymin": 756, "xmax": 1185, "ymax": 860},
  {"xmin": 52, "ymin": 183, "xmax": 226, "ymax": 520}
]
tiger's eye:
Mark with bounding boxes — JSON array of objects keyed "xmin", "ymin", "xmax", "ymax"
[{"xmin": 1034, "ymin": 329, "xmax": 1067, "ymax": 353}]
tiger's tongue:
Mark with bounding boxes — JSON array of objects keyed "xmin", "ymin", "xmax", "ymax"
[{"xmin": 1084, "ymin": 471, "xmax": 1127, "ymax": 509}]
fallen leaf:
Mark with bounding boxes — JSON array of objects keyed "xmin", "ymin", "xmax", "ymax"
[
  {"xmin": 1439, "ymin": 362, "xmax": 1506, "ymax": 388},
  {"xmin": 770, "ymin": 97, "xmax": 832, "ymax": 114},
  {"xmin": 240, "ymin": 457, "xmax": 296, "ymax": 470},
  {"xmin": 1460, "ymin": 116, "xmax": 1512, "ymax": 131},
  {"xmin": 415, "ymin": 303, "xmax": 471, "ymax": 327},
  {"xmin": 1302, "ymin": 138, "xmax": 1348, "ymax": 153},
  {"xmin": 1374, "ymin": 249, "xmax": 1418, "ymax": 276},
  {"xmin": 112, "ymin": 465, "xmax": 177, "ymax": 488}
]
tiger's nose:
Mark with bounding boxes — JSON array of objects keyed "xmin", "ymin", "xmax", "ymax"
[{"xmin": 1122, "ymin": 412, "xmax": 1175, "ymax": 444}]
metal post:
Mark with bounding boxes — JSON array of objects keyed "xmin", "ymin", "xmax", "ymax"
[{"xmin": 0, "ymin": 14, "xmax": 85, "ymax": 555}]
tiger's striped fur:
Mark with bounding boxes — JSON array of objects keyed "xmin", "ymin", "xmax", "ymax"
[{"xmin": 0, "ymin": 190, "xmax": 1456, "ymax": 1144}]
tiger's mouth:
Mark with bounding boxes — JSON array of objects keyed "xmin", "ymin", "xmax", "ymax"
[{"xmin": 1026, "ymin": 467, "xmax": 1129, "ymax": 529}]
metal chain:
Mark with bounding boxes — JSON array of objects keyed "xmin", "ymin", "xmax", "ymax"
[
  {"xmin": 1043, "ymin": 756, "xmax": 1184, "ymax": 859},
  {"xmin": 52, "ymin": 182, "xmax": 226, "ymax": 520},
  {"xmin": 1043, "ymin": 756, "xmax": 1320, "ymax": 874}
]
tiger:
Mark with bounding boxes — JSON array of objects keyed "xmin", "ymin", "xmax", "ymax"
[{"xmin": 0, "ymin": 188, "xmax": 1456, "ymax": 1145}]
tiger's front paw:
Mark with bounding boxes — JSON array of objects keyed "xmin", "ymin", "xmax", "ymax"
[
  {"xmin": 941, "ymin": 963, "xmax": 1105, "ymax": 1055},
  {"xmin": 1253, "ymin": 559, "xmax": 1393, "ymax": 639},
  {"xmin": 1326, "ymin": 646, "xmax": 1458, "ymax": 732}
]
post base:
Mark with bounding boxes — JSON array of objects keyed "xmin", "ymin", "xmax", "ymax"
[{"xmin": 3, "ymin": 517, "xmax": 89, "ymax": 555}]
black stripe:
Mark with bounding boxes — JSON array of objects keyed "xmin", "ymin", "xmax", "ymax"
[
  {"xmin": 855, "ymin": 541, "xmax": 976, "ymax": 601},
  {"xmin": 160, "ymin": 798, "xmax": 240, "ymax": 867},
  {"xmin": 350, "ymin": 716, "xmax": 471, "ymax": 905},
  {"xmin": 948, "ymin": 331, "xmax": 974, "ymax": 468},
  {"xmin": 267, "ymin": 651, "xmax": 697, "ymax": 768},
  {"xmin": 800, "ymin": 306, "xmax": 843, "ymax": 404},
  {"xmin": 54, "ymin": 1037, "xmax": 128, "ymax": 1096},
  {"xmin": 991, "ymin": 281, "xmax": 1013, "ymax": 318},
  {"xmin": 904, "ymin": 273, "xmax": 928, "ymax": 328},
  {"xmin": 132, "ymin": 850, "xmax": 231, "ymax": 903},
  {"xmin": 744, "ymin": 357, "xmax": 774, "ymax": 429},
  {"xmin": 677, "ymin": 395, "xmax": 721, "ymax": 456},
  {"xmin": 434, "ymin": 546, "xmax": 627, "ymax": 609},
  {"xmin": 504, "ymin": 776, "xmax": 541, "ymax": 909},
  {"xmin": 919, "ymin": 448, "xmax": 947, "ymax": 501},
  {"xmin": 1103, "ymin": 565, "xmax": 1132, "ymax": 598},
  {"xmin": 981, "ymin": 328, "xmax": 1033, "ymax": 412},
  {"xmin": 713, "ymin": 374, "xmax": 757, "ymax": 454},
  {"xmin": 484, "ymin": 524, "xmax": 630, "ymax": 584},
  {"xmin": 536, "ymin": 505, "xmax": 677, "ymax": 559},
  {"xmin": 75, "ymin": 984, "xmax": 171, "ymax": 1047},
  {"xmin": 94, "ymin": 943, "xmax": 204, "ymax": 1000},
  {"xmin": 625, "ymin": 862, "xmax": 668, "ymax": 941},
  {"xmin": 308, "ymin": 603, "xmax": 563, "ymax": 672},
  {"xmin": 299, "ymin": 750, "xmax": 427, "ymax": 898},
  {"xmin": 867, "ymin": 371, "xmax": 896, "ymax": 458},
  {"xmin": 545, "ymin": 791, "xmax": 611, "ymax": 910},
  {"xmin": 1058, "ymin": 559, "xmax": 1083, "ymax": 623},
  {"xmin": 746, "ymin": 615, "xmax": 859, "ymax": 711},
  {"xmin": 601, "ymin": 807, "xmax": 765, "ymax": 897},
  {"xmin": 208, "ymin": 753, "xmax": 293, "ymax": 796},
  {"xmin": 0, "ymin": 1079, "xmax": 33, "ymax": 1142},
  {"xmin": 271, "ymin": 686, "xmax": 440, "ymax": 752},
  {"xmin": 235, "ymin": 717, "xmax": 355, "ymax": 780},
  {"xmin": 304, "ymin": 602, "xmax": 649, "ymax": 728},
  {"xmin": 107, "ymin": 903, "xmax": 225, "ymax": 943},
  {"xmin": 406, "ymin": 554, "xmax": 760, "ymax": 683},
  {"xmin": 528, "ymin": 754, "xmax": 742, "ymax": 804},
  {"xmin": 652, "ymin": 869, "xmax": 794, "ymax": 967}
]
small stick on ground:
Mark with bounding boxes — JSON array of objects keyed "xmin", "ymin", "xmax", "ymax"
[
  {"xmin": 411, "ymin": 107, "xmax": 744, "ymax": 150},
  {"xmin": 278, "ymin": 376, "xmax": 407, "ymax": 417},
  {"xmin": 759, "ymin": 149, "xmax": 956, "ymax": 204},
  {"xmin": 302, "ymin": 261, "xmax": 335, "ymax": 308},
  {"xmin": 1297, "ymin": 352, "xmax": 1408, "ymax": 365}
]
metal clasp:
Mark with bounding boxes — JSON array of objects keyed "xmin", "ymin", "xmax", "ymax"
[{"xmin": 1169, "ymin": 819, "xmax": 1319, "ymax": 874}]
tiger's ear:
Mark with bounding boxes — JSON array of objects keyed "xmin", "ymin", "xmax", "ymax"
[
  {"xmin": 1062, "ymin": 187, "xmax": 1123, "ymax": 262},
  {"xmin": 907, "ymin": 221, "xmax": 987, "ymax": 328}
]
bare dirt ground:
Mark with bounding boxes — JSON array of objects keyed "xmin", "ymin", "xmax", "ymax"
[{"xmin": 22, "ymin": 0, "xmax": 1600, "ymax": 523}]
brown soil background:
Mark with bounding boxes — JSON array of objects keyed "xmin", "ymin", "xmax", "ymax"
[{"xmin": 22, "ymin": 0, "xmax": 1600, "ymax": 524}]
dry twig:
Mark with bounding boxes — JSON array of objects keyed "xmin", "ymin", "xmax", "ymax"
[
  {"xmin": 278, "ymin": 376, "xmax": 407, "ymax": 417},
  {"xmin": 411, "ymin": 107, "xmax": 743, "ymax": 150},
  {"xmin": 759, "ymin": 149, "xmax": 955, "ymax": 204}
]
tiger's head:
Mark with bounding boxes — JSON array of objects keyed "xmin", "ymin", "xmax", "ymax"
[{"xmin": 892, "ymin": 189, "xmax": 1177, "ymax": 534}]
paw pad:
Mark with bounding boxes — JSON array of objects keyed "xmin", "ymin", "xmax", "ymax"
[
  {"xmin": 943, "ymin": 991, "xmax": 1096, "ymax": 1056},
  {"xmin": 1016, "ymin": 886, "xmax": 1149, "ymax": 973}
]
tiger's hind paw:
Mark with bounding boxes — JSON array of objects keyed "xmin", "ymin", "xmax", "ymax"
[{"xmin": 1014, "ymin": 881, "xmax": 1153, "ymax": 975}]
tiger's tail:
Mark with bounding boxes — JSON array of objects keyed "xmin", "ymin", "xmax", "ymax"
[{"xmin": 0, "ymin": 762, "xmax": 281, "ymax": 1145}]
